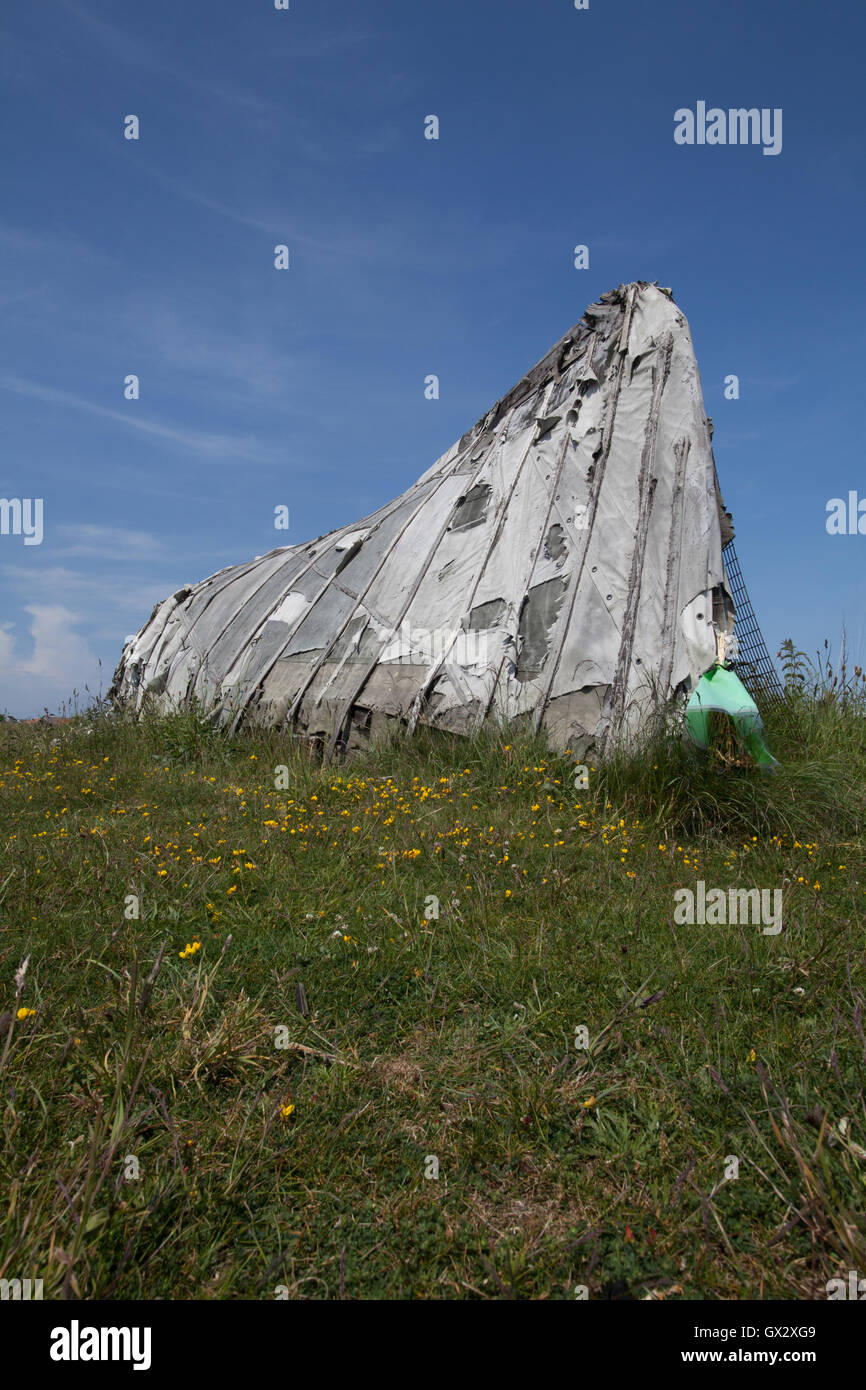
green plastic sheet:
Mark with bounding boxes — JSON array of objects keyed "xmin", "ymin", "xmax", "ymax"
[{"xmin": 685, "ymin": 666, "xmax": 778, "ymax": 770}]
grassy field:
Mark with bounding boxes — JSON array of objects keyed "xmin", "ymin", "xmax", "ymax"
[{"xmin": 1, "ymin": 650, "xmax": 864, "ymax": 1300}]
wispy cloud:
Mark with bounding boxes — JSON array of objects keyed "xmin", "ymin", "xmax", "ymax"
[
  {"xmin": 0, "ymin": 376, "xmax": 285, "ymax": 464},
  {"xmin": 119, "ymin": 299, "xmax": 322, "ymax": 406},
  {"xmin": 56, "ymin": 0, "xmax": 282, "ymax": 115},
  {"xmin": 0, "ymin": 218, "xmax": 105, "ymax": 264},
  {"xmin": 1, "ymin": 564, "xmax": 174, "ymax": 616},
  {"xmin": 52, "ymin": 524, "xmax": 167, "ymax": 559},
  {"xmin": 125, "ymin": 159, "xmax": 418, "ymax": 263},
  {"xmin": 245, "ymin": 29, "xmax": 372, "ymax": 64}
]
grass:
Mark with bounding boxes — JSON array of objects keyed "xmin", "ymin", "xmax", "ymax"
[{"xmin": 0, "ymin": 652, "xmax": 864, "ymax": 1301}]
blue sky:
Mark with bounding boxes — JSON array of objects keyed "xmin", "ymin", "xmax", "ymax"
[{"xmin": 1, "ymin": 0, "xmax": 864, "ymax": 716}]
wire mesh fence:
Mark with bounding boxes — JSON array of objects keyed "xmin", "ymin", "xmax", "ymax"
[{"xmin": 722, "ymin": 541, "xmax": 785, "ymax": 703}]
